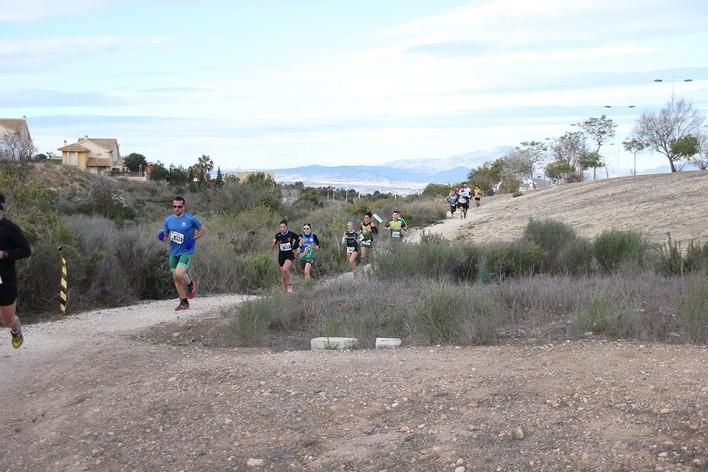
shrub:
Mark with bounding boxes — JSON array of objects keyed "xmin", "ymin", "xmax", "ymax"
[
  {"xmin": 655, "ymin": 236, "xmax": 708, "ymax": 276},
  {"xmin": 594, "ymin": 229, "xmax": 650, "ymax": 274},
  {"xmin": 414, "ymin": 286, "xmax": 504, "ymax": 345},
  {"xmin": 678, "ymin": 276, "xmax": 708, "ymax": 343},
  {"xmin": 481, "ymin": 241, "xmax": 543, "ymax": 280},
  {"xmin": 229, "ymin": 291, "xmax": 287, "ymax": 345},
  {"xmin": 238, "ymin": 253, "xmax": 279, "ymax": 290}
]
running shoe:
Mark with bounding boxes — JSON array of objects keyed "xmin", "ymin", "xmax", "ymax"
[
  {"xmin": 11, "ymin": 328, "xmax": 23, "ymax": 349},
  {"xmin": 187, "ymin": 280, "xmax": 198, "ymax": 300},
  {"xmin": 175, "ymin": 300, "xmax": 190, "ymax": 311}
]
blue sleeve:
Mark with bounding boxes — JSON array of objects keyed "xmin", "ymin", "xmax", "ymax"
[{"xmin": 190, "ymin": 215, "xmax": 203, "ymax": 230}]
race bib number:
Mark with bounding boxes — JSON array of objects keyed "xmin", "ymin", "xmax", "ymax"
[
  {"xmin": 346, "ymin": 246, "xmax": 356, "ymax": 254},
  {"xmin": 391, "ymin": 231, "xmax": 401, "ymax": 239},
  {"xmin": 170, "ymin": 231, "xmax": 185, "ymax": 244},
  {"xmin": 279, "ymin": 242, "xmax": 292, "ymax": 252}
]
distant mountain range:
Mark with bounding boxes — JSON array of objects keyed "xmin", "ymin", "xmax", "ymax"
[
  {"xmin": 264, "ymin": 148, "xmax": 512, "ymax": 194},
  {"xmin": 228, "ymin": 148, "xmax": 695, "ymax": 194}
]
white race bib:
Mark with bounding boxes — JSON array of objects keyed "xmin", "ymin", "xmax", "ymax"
[
  {"xmin": 391, "ymin": 231, "xmax": 401, "ymax": 239},
  {"xmin": 279, "ymin": 242, "xmax": 292, "ymax": 252},
  {"xmin": 170, "ymin": 231, "xmax": 185, "ymax": 244},
  {"xmin": 346, "ymin": 246, "xmax": 356, "ymax": 254}
]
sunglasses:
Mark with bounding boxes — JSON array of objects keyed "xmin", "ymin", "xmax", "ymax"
[
  {"xmin": 303, "ymin": 227, "xmax": 311, "ymax": 230},
  {"xmin": 173, "ymin": 205, "xmax": 184, "ymax": 208}
]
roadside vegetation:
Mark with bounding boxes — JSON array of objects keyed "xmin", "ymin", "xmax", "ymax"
[
  {"xmin": 225, "ymin": 219, "xmax": 708, "ymax": 348},
  {"xmin": 0, "ymin": 161, "xmax": 445, "ymax": 320}
]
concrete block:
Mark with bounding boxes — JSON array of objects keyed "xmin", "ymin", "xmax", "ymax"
[
  {"xmin": 375, "ymin": 337, "xmax": 402, "ymax": 349},
  {"xmin": 310, "ymin": 337, "xmax": 358, "ymax": 351}
]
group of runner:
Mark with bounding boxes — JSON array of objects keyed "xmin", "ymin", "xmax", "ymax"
[
  {"xmin": 447, "ymin": 183, "xmax": 482, "ymax": 219},
  {"xmin": 272, "ymin": 210, "xmax": 407, "ymax": 293},
  {"xmin": 3, "ymin": 195, "xmax": 411, "ymax": 348}
]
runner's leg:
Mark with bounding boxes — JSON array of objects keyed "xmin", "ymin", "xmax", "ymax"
[
  {"xmin": 282, "ymin": 259, "xmax": 293, "ymax": 290},
  {"xmin": 0, "ymin": 303, "xmax": 20, "ymax": 330}
]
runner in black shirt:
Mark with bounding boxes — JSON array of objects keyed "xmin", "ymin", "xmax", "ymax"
[
  {"xmin": 0, "ymin": 194, "xmax": 32, "ymax": 349},
  {"xmin": 341, "ymin": 221, "xmax": 359, "ymax": 273},
  {"xmin": 272, "ymin": 219, "xmax": 299, "ymax": 293}
]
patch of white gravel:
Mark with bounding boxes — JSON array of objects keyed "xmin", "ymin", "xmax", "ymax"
[{"xmin": 1, "ymin": 294, "xmax": 254, "ymax": 358}]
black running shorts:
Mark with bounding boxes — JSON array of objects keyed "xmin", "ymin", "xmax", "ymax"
[
  {"xmin": 278, "ymin": 252, "xmax": 295, "ymax": 267},
  {"xmin": 0, "ymin": 284, "xmax": 18, "ymax": 306}
]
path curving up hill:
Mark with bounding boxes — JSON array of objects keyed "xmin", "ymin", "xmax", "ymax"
[{"xmin": 1, "ymin": 176, "xmax": 707, "ymax": 471}]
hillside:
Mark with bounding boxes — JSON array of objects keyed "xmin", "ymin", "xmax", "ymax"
[{"xmin": 457, "ymin": 171, "xmax": 708, "ymax": 244}]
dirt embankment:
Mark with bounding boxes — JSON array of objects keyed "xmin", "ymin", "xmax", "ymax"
[
  {"xmin": 1, "ymin": 296, "xmax": 707, "ymax": 472},
  {"xmin": 421, "ymin": 172, "xmax": 708, "ymax": 244}
]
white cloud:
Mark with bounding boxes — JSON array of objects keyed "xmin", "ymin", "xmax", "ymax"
[
  {"xmin": 0, "ymin": 0, "xmax": 111, "ymax": 21},
  {"xmin": 0, "ymin": 36, "xmax": 173, "ymax": 72}
]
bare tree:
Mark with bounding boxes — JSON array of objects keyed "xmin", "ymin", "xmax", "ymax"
[
  {"xmin": 502, "ymin": 148, "xmax": 536, "ymax": 180},
  {"xmin": 632, "ymin": 97, "xmax": 705, "ymax": 172},
  {"xmin": 0, "ymin": 129, "xmax": 36, "ymax": 161}
]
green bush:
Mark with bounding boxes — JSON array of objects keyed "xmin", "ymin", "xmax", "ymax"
[
  {"xmin": 521, "ymin": 219, "xmax": 594, "ymax": 275},
  {"xmin": 678, "ymin": 276, "xmax": 708, "ymax": 343},
  {"xmin": 238, "ymin": 252, "xmax": 279, "ymax": 290},
  {"xmin": 229, "ymin": 291, "xmax": 287, "ymax": 345},
  {"xmin": 594, "ymin": 229, "xmax": 650, "ymax": 274},
  {"xmin": 655, "ymin": 236, "xmax": 708, "ymax": 276},
  {"xmin": 414, "ymin": 286, "xmax": 504, "ymax": 345},
  {"xmin": 481, "ymin": 241, "xmax": 543, "ymax": 280}
]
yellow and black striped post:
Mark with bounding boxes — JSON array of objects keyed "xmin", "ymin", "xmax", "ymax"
[{"xmin": 59, "ymin": 246, "xmax": 68, "ymax": 315}]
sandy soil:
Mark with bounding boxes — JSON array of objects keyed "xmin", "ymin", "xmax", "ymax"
[{"xmin": 2, "ymin": 304, "xmax": 706, "ymax": 471}]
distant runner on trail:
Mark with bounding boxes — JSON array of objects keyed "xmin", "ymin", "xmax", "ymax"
[
  {"xmin": 342, "ymin": 221, "xmax": 359, "ymax": 272},
  {"xmin": 384, "ymin": 210, "xmax": 407, "ymax": 241},
  {"xmin": 298, "ymin": 223, "xmax": 319, "ymax": 281},
  {"xmin": 447, "ymin": 189, "xmax": 459, "ymax": 218},
  {"xmin": 359, "ymin": 211, "xmax": 378, "ymax": 264},
  {"xmin": 458, "ymin": 183, "xmax": 471, "ymax": 219},
  {"xmin": 272, "ymin": 219, "xmax": 299, "ymax": 293},
  {"xmin": 0, "ymin": 193, "xmax": 32, "ymax": 349},
  {"xmin": 474, "ymin": 186, "xmax": 482, "ymax": 207},
  {"xmin": 158, "ymin": 196, "xmax": 205, "ymax": 311}
]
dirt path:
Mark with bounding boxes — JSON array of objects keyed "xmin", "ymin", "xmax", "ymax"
[{"xmin": 2, "ymin": 178, "xmax": 708, "ymax": 471}]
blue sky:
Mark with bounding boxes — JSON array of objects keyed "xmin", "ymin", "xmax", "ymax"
[{"xmin": 1, "ymin": 0, "xmax": 708, "ymax": 171}]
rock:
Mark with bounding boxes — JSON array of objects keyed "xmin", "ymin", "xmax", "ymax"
[
  {"xmin": 375, "ymin": 337, "xmax": 402, "ymax": 349},
  {"xmin": 659, "ymin": 408, "xmax": 671, "ymax": 414},
  {"xmin": 247, "ymin": 458, "xmax": 264, "ymax": 467},
  {"xmin": 511, "ymin": 427, "xmax": 525, "ymax": 440},
  {"xmin": 456, "ymin": 458, "xmax": 464, "ymax": 465},
  {"xmin": 310, "ymin": 337, "xmax": 358, "ymax": 351},
  {"xmin": 455, "ymin": 467, "xmax": 466, "ymax": 472}
]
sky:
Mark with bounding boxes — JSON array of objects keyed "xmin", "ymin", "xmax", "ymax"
[{"xmin": 1, "ymin": 0, "xmax": 708, "ymax": 172}]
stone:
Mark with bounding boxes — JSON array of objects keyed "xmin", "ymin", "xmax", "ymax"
[
  {"xmin": 247, "ymin": 458, "xmax": 264, "ymax": 467},
  {"xmin": 511, "ymin": 427, "xmax": 525, "ymax": 440},
  {"xmin": 455, "ymin": 467, "xmax": 466, "ymax": 472},
  {"xmin": 310, "ymin": 337, "xmax": 358, "ymax": 351},
  {"xmin": 375, "ymin": 337, "xmax": 402, "ymax": 349}
]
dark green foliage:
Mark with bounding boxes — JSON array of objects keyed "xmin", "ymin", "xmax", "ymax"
[
  {"xmin": 523, "ymin": 219, "xmax": 592, "ymax": 275},
  {"xmin": 124, "ymin": 153, "xmax": 147, "ymax": 172},
  {"xmin": 594, "ymin": 229, "xmax": 650, "ymax": 274},
  {"xmin": 481, "ymin": 241, "xmax": 543, "ymax": 280}
]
